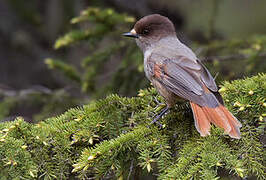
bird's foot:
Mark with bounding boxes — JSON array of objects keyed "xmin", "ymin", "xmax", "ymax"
[{"xmin": 150, "ymin": 107, "xmax": 169, "ymax": 128}]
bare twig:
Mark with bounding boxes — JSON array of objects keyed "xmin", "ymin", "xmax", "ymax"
[
  {"xmin": 202, "ymin": 52, "xmax": 266, "ymax": 62},
  {"xmin": 127, "ymin": 160, "xmax": 134, "ymax": 180},
  {"xmin": 0, "ymin": 85, "xmax": 53, "ymax": 97},
  {"xmin": 208, "ymin": 0, "xmax": 220, "ymax": 39}
]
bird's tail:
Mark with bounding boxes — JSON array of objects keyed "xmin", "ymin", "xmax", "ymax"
[{"xmin": 190, "ymin": 102, "xmax": 242, "ymax": 139}]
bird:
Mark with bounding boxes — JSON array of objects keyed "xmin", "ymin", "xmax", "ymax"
[{"xmin": 123, "ymin": 14, "xmax": 242, "ymax": 139}]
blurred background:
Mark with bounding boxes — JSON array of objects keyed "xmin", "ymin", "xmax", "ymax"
[{"xmin": 0, "ymin": 0, "xmax": 265, "ymax": 123}]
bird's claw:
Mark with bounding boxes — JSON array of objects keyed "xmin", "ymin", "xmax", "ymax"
[{"xmin": 150, "ymin": 107, "xmax": 169, "ymax": 128}]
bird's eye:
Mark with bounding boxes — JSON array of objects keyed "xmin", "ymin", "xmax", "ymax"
[{"xmin": 142, "ymin": 29, "xmax": 149, "ymax": 35}]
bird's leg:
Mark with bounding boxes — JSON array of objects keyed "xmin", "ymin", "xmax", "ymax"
[
  {"xmin": 154, "ymin": 96, "xmax": 164, "ymax": 107},
  {"xmin": 151, "ymin": 106, "xmax": 169, "ymax": 127}
]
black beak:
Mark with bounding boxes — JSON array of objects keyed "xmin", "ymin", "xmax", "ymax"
[{"xmin": 122, "ymin": 32, "xmax": 139, "ymax": 38}]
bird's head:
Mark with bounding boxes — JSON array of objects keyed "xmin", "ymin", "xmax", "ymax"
[{"xmin": 123, "ymin": 14, "xmax": 176, "ymax": 51}]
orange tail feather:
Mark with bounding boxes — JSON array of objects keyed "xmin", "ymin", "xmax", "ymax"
[
  {"xmin": 220, "ymin": 106, "xmax": 242, "ymax": 139},
  {"xmin": 190, "ymin": 102, "xmax": 211, "ymax": 137},
  {"xmin": 190, "ymin": 102, "xmax": 242, "ymax": 139}
]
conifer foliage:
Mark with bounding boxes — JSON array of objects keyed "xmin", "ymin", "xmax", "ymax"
[
  {"xmin": 0, "ymin": 74, "xmax": 265, "ymax": 179},
  {"xmin": 45, "ymin": 7, "xmax": 146, "ymax": 97}
]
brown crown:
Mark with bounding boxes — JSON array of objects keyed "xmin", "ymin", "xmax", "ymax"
[{"xmin": 134, "ymin": 14, "xmax": 176, "ymax": 37}]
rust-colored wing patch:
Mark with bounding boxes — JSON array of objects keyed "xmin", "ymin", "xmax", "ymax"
[{"xmin": 153, "ymin": 63, "xmax": 163, "ymax": 78}]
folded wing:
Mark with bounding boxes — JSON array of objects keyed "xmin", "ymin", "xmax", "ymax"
[{"xmin": 148, "ymin": 55, "xmax": 219, "ymax": 108}]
